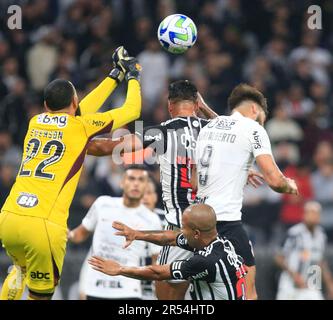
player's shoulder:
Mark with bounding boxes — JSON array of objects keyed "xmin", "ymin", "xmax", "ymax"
[
  {"xmin": 93, "ymin": 195, "xmax": 121, "ymax": 207},
  {"xmin": 287, "ymin": 223, "xmax": 306, "ymax": 236},
  {"xmin": 139, "ymin": 205, "xmax": 162, "ymax": 226}
]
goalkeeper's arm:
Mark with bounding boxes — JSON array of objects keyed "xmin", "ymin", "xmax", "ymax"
[
  {"xmin": 77, "ymin": 77, "xmax": 118, "ymax": 116},
  {"xmin": 77, "ymin": 46, "xmax": 131, "ymax": 116}
]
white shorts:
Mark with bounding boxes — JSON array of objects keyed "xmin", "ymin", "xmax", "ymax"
[{"xmin": 157, "ymin": 224, "xmax": 193, "ymax": 283}]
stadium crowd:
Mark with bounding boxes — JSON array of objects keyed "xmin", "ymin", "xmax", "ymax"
[{"xmin": 0, "ymin": 0, "xmax": 332, "ymax": 248}]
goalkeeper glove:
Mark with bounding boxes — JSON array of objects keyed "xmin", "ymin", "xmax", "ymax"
[
  {"xmin": 108, "ymin": 64, "xmax": 125, "ymax": 84},
  {"xmin": 112, "ymin": 46, "xmax": 142, "ymax": 81}
]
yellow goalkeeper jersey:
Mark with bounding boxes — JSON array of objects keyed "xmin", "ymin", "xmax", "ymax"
[{"xmin": 1, "ymin": 79, "xmax": 141, "ymax": 227}]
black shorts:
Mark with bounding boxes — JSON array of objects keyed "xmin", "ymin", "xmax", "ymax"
[{"xmin": 216, "ymin": 221, "xmax": 255, "ymax": 267}]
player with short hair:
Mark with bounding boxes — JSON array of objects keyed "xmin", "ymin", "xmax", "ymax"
[
  {"xmin": 192, "ymin": 83, "xmax": 299, "ymax": 300},
  {"xmin": 0, "ymin": 47, "xmax": 142, "ymax": 300},
  {"xmin": 85, "ymin": 80, "xmax": 262, "ymax": 299},
  {"xmin": 89, "ymin": 203, "xmax": 248, "ymax": 300},
  {"xmin": 68, "ymin": 165, "xmax": 162, "ymax": 300},
  {"xmin": 275, "ymin": 201, "xmax": 333, "ymax": 300},
  {"xmin": 86, "ymin": 80, "xmax": 217, "ymax": 299}
]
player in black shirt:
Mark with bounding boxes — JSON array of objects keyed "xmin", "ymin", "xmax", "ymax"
[
  {"xmin": 87, "ymin": 80, "xmax": 218, "ymax": 300},
  {"xmin": 88, "ymin": 204, "xmax": 247, "ymax": 300}
]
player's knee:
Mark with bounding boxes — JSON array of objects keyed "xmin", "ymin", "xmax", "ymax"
[{"xmin": 28, "ymin": 289, "xmax": 54, "ymax": 300}]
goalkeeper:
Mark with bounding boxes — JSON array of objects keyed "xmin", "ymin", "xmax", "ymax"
[{"xmin": 0, "ymin": 47, "xmax": 141, "ymax": 300}]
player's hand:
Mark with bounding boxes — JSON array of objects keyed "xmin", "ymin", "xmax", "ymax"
[
  {"xmin": 108, "ymin": 65, "xmax": 125, "ymax": 83},
  {"xmin": 286, "ymin": 178, "xmax": 299, "ymax": 195},
  {"xmin": 197, "ymin": 92, "xmax": 208, "ymax": 111},
  {"xmin": 291, "ymin": 272, "xmax": 307, "ymax": 288},
  {"xmin": 112, "ymin": 221, "xmax": 136, "ymax": 248},
  {"xmin": 67, "ymin": 229, "xmax": 74, "ymax": 241},
  {"xmin": 88, "ymin": 256, "xmax": 121, "ymax": 276},
  {"xmin": 112, "ymin": 46, "xmax": 142, "ymax": 81},
  {"xmin": 247, "ymin": 169, "xmax": 264, "ymax": 188}
]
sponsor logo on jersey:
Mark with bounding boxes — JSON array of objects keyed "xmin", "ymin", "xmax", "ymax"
[
  {"xmin": 96, "ymin": 279, "xmax": 123, "ymax": 288},
  {"xmin": 191, "ymin": 269, "xmax": 209, "ymax": 280},
  {"xmin": 208, "ymin": 118, "xmax": 236, "ymax": 130},
  {"xmin": 144, "ymin": 133, "xmax": 162, "ymax": 141},
  {"xmin": 252, "ymin": 131, "xmax": 262, "ymax": 149},
  {"xmin": 180, "ymin": 132, "xmax": 197, "ymax": 150},
  {"xmin": 37, "ymin": 114, "xmax": 68, "ymax": 128},
  {"xmin": 92, "ymin": 120, "xmax": 106, "ymax": 127},
  {"xmin": 30, "ymin": 271, "xmax": 50, "ymax": 280},
  {"xmin": 17, "ymin": 193, "xmax": 39, "ymax": 208}
]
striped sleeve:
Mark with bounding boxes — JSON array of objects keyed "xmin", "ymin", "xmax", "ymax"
[{"xmin": 170, "ymin": 256, "xmax": 213, "ymax": 281}]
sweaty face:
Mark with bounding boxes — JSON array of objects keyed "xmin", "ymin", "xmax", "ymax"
[
  {"xmin": 122, "ymin": 169, "xmax": 148, "ymax": 201},
  {"xmin": 142, "ymin": 182, "xmax": 158, "ymax": 210}
]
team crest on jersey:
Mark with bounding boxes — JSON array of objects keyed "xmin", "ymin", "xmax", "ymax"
[
  {"xmin": 216, "ymin": 119, "xmax": 236, "ymax": 130},
  {"xmin": 17, "ymin": 192, "xmax": 39, "ymax": 208},
  {"xmin": 37, "ymin": 114, "xmax": 68, "ymax": 128}
]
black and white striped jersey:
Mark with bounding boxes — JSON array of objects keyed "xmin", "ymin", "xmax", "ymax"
[
  {"xmin": 278, "ymin": 223, "xmax": 327, "ymax": 290},
  {"xmin": 136, "ymin": 117, "xmax": 209, "ymax": 227},
  {"xmin": 170, "ymin": 234, "xmax": 247, "ymax": 300}
]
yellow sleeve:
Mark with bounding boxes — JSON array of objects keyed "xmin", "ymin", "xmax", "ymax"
[
  {"xmin": 109, "ymin": 79, "xmax": 141, "ymax": 130},
  {"xmin": 78, "ymin": 77, "xmax": 118, "ymax": 115},
  {"xmin": 80, "ymin": 79, "xmax": 141, "ymax": 138}
]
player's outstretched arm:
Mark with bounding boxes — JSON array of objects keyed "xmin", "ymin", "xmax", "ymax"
[
  {"xmin": 78, "ymin": 48, "xmax": 128, "ymax": 115},
  {"xmin": 256, "ymin": 154, "xmax": 299, "ymax": 195},
  {"xmin": 88, "ymin": 256, "xmax": 172, "ymax": 281},
  {"xmin": 68, "ymin": 224, "xmax": 92, "ymax": 244},
  {"xmin": 78, "ymin": 77, "xmax": 119, "ymax": 116},
  {"xmin": 112, "ymin": 221, "xmax": 179, "ymax": 248},
  {"xmin": 87, "ymin": 134, "xmax": 143, "ymax": 156}
]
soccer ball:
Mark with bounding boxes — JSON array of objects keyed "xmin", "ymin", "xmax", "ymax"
[{"xmin": 157, "ymin": 14, "xmax": 197, "ymax": 54}]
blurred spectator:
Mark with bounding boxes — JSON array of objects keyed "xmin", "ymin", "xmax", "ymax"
[
  {"xmin": 280, "ymin": 162, "xmax": 314, "ymax": 229},
  {"xmin": 0, "ymin": 78, "xmax": 28, "ymax": 146},
  {"xmin": 0, "ymin": 164, "xmax": 16, "ymax": 208},
  {"xmin": 281, "ymin": 83, "xmax": 314, "ymax": 122},
  {"xmin": 138, "ymin": 38, "xmax": 169, "ymax": 115},
  {"xmin": 289, "ymin": 31, "xmax": 332, "ymax": 86},
  {"xmin": 68, "ymin": 168, "xmax": 102, "ymax": 231},
  {"xmin": 94, "ymin": 158, "xmax": 124, "ymax": 197},
  {"xmin": 0, "ymin": 130, "xmax": 22, "ymax": 170},
  {"xmin": 27, "ymin": 26, "xmax": 59, "ymax": 91},
  {"xmin": 266, "ymin": 104, "xmax": 303, "ymax": 165},
  {"xmin": 313, "ymin": 141, "xmax": 333, "ymax": 169},
  {"xmin": 311, "ymin": 159, "xmax": 333, "ymax": 241}
]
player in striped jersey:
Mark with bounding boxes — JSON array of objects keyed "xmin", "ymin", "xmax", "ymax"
[
  {"xmin": 86, "ymin": 81, "xmax": 262, "ymax": 299},
  {"xmin": 275, "ymin": 201, "xmax": 333, "ymax": 300},
  {"xmin": 89, "ymin": 204, "xmax": 247, "ymax": 300},
  {"xmin": 87, "ymin": 80, "xmax": 218, "ymax": 299}
]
